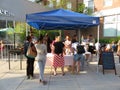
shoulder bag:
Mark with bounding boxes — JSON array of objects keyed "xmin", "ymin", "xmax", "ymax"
[{"xmin": 27, "ymin": 43, "xmax": 37, "ymax": 58}]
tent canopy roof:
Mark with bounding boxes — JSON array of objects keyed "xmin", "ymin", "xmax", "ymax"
[{"xmin": 26, "ymin": 8, "xmax": 100, "ymax": 30}]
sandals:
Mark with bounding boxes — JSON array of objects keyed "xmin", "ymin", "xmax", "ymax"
[
  {"xmin": 52, "ymin": 72, "xmax": 57, "ymax": 76},
  {"xmin": 54, "ymin": 73, "xmax": 57, "ymax": 76}
]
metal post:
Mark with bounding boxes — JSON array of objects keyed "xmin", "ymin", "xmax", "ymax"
[
  {"xmin": 20, "ymin": 52, "xmax": 22, "ymax": 70},
  {"xmin": 97, "ymin": 25, "xmax": 100, "ymax": 73},
  {"xmin": 8, "ymin": 52, "xmax": 10, "ymax": 70},
  {"xmin": 76, "ymin": 0, "xmax": 79, "ymax": 36},
  {"xmin": 26, "ymin": 23, "xmax": 28, "ymax": 36},
  {"xmin": 13, "ymin": 21, "xmax": 15, "ymax": 49},
  {"xmin": 78, "ymin": 29, "xmax": 81, "ymax": 43}
]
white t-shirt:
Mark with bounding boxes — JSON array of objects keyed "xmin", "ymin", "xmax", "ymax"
[
  {"xmin": 71, "ymin": 42, "xmax": 79, "ymax": 54},
  {"xmin": 35, "ymin": 43, "xmax": 47, "ymax": 61}
]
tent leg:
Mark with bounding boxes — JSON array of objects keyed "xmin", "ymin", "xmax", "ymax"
[
  {"xmin": 13, "ymin": 21, "xmax": 16, "ymax": 49},
  {"xmin": 59, "ymin": 30, "xmax": 62, "ymax": 38},
  {"xmin": 26, "ymin": 23, "xmax": 28, "ymax": 36},
  {"xmin": 97, "ymin": 25, "xmax": 100, "ymax": 73},
  {"xmin": 78, "ymin": 29, "xmax": 80, "ymax": 43}
]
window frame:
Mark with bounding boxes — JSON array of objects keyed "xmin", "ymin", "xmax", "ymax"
[{"xmin": 103, "ymin": 0, "xmax": 113, "ymax": 7}]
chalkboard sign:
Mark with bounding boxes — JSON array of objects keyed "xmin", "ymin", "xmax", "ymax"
[{"xmin": 100, "ymin": 52, "xmax": 117, "ymax": 74}]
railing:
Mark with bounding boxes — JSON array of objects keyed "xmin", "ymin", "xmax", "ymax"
[{"xmin": 0, "ymin": 44, "xmax": 23, "ymax": 61}]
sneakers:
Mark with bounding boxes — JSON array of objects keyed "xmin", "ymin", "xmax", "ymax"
[
  {"xmin": 27, "ymin": 75, "xmax": 33, "ymax": 80},
  {"xmin": 42, "ymin": 81, "xmax": 47, "ymax": 85},
  {"xmin": 39, "ymin": 79, "xmax": 47, "ymax": 85},
  {"xmin": 30, "ymin": 76, "xmax": 33, "ymax": 80},
  {"xmin": 27, "ymin": 76, "xmax": 30, "ymax": 79}
]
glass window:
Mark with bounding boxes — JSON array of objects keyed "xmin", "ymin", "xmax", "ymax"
[
  {"xmin": 67, "ymin": 2, "xmax": 72, "ymax": 9},
  {"xmin": 116, "ymin": 15, "xmax": 120, "ymax": 36},
  {"xmin": 88, "ymin": 0, "xmax": 94, "ymax": 8},
  {"xmin": 117, "ymin": 23, "xmax": 120, "ymax": 36},
  {"xmin": 7, "ymin": 21, "xmax": 13, "ymax": 28},
  {"xmin": 88, "ymin": 0, "xmax": 94, "ymax": 12},
  {"xmin": 104, "ymin": 15, "xmax": 116, "ymax": 24},
  {"xmin": 118, "ymin": 15, "xmax": 120, "ymax": 22},
  {"xmin": 104, "ymin": 0, "xmax": 113, "ymax": 7},
  {"xmin": 103, "ymin": 16, "xmax": 116, "ymax": 37},
  {"xmin": 0, "ymin": 20, "xmax": 6, "ymax": 28},
  {"xmin": 104, "ymin": 23, "xmax": 117, "ymax": 37},
  {"xmin": 103, "ymin": 15, "xmax": 120, "ymax": 37}
]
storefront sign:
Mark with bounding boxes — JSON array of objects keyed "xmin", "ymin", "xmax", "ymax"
[{"xmin": 0, "ymin": 9, "xmax": 14, "ymax": 17}]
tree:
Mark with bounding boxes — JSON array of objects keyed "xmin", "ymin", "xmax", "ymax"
[
  {"xmin": 77, "ymin": 3, "xmax": 93, "ymax": 15},
  {"xmin": 35, "ymin": 0, "xmax": 70, "ymax": 9},
  {"xmin": 77, "ymin": 3, "xmax": 85, "ymax": 13},
  {"xmin": 35, "ymin": 0, "xmax": 48, "ymax": 5}
]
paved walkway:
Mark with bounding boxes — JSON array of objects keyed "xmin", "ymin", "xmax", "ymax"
[{"xmin": 0, "ymin": 55, "xmax": 120, "ymax": 90}]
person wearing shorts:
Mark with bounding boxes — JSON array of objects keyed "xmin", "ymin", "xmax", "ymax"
[{"xmin": 71, "ymin": 42, "xmax": 85, "ymax": 74}]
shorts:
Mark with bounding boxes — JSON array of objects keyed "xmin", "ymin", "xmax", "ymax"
[{"xmin": 73, "ymin": 54, "xmax": 84, "ymax": 61}]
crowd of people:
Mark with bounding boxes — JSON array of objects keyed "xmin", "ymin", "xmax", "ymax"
[{"xmin": 23, "ymin": 33, "xmax": 120, "ymax": 85}]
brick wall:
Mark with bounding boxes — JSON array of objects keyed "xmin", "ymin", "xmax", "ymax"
[{"xmin": 94, "ymin": 0, "xmax": 120, "ymax": 11}]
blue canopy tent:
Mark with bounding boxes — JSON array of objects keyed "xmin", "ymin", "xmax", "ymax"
[
  {"xmin": 26, "ymin": 8, "xmax": 100, "ymax": 73},
  {"xmin": 26, "ymin": 8, "xmax": 99, "ymax": 30}
]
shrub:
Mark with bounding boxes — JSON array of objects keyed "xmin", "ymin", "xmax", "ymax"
[{"xmin": 96, "ymin": 37, "xmax": 120, "ymax": 44}]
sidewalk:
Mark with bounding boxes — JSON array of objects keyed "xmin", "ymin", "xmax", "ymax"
[{"xmin": 0, "ymin": 55, "xmax": 120, "ymax": 90}]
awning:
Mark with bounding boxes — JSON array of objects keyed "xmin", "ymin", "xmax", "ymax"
[{"xmin": 0, "ymin": 0, "xmax": 50, "ymax": 22}]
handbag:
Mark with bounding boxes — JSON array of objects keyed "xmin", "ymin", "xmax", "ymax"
[{"xmin": 27, "ymin": 43, "xmax": 37, "ymax": 58}]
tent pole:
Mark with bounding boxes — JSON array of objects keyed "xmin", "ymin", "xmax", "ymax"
[
  {"xmin": 39, "ymin": 30, "xmax": 41, "ymax": 36},
  {"xmin": 97, "ymin": 25, "xmax": 100, "ymax": 73},
  {"xmin": 78, "ymin": 29, "xmax": 81, "ymax": 43},
  {"xmin": 59, "ymin": 30, "xmax": 62, "ymax": 39},
  {"xmin": 13, "ymin": 21, "xmax": 15, "ymax": 49},
  {"xmin": 26, "ymin": 23, "xmax": 28, "ymax": 36}
]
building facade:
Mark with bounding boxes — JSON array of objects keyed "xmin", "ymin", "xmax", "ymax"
[{"xmin": 94, "ymin": 0, "xmax": 120, "ymax": 38}]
